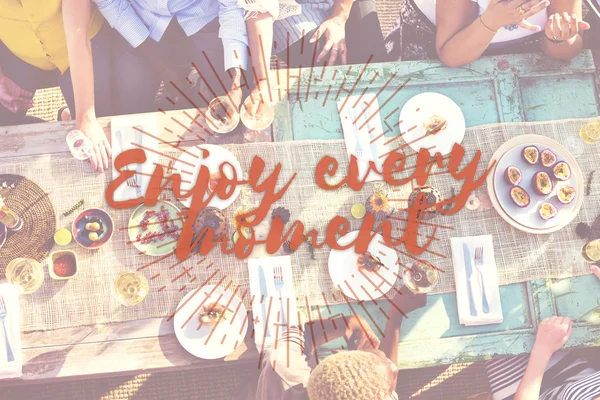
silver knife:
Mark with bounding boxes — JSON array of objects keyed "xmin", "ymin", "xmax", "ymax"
[
  {"xmin": 463, "ymin": 243, "xmax": 478, "ymax": 317},
  {"xmin": 257, "ymin": 264, "xmax": 271, "ymax": 338}
]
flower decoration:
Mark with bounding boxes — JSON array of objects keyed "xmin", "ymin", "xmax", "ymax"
[
  {"xmin": 366, "ymin": 192, "xmax": 392, "ymax": 221},
  {"xmin": 407, "ymin": 186, "xmax": 442, "ymax": 220},
  {"xmin": 465, "ymin": 194, "xmax": 480, "ymax": 211},
  {"xmin": 232, "ymin": 206, "xmax": 256, "ymax": 230},
  {"xmin": 271, "ymin": 206, "xmax": 291, "ymax": 225}
]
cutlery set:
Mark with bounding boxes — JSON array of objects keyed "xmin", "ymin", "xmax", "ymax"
[
  {"xmin": 464, "ymin": 244, "xmax": 489, "ymax": 316},
  {"xmin": 0, "ymin": 295, "xmax": 14, "ymax": 363}
]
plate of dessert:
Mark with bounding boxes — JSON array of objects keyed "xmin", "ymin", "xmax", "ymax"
[
  {"xmin": 328, "ymin": 231, "xmax": 399, "ymax": 301},
  {"xmin": 128, "ymin": 201, "xmax": 184, "ymax": 256},
  {"xmin": 174, "ymin": 284, "xmax": 248, "ymax": 360},
  {"xmin": 72, "ymin": 208, "xmax": 114, "ymax": 249},
  {"xmin": 399, "ymin": 92, "xmax": 465, "ymax": 156},
  {"xmin": 173, "ymin": 144, "xmax": 243, "ymax": 210},
  {"xmin": 487, "ymin": 135, "xmax": 584, "ymax": 234}
]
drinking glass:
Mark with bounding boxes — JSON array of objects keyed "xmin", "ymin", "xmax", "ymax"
[
  {"xmin": 240, "ymin": 95, "xmax": 274, "ymax": 131},
  {"xmin": 66, "ymin": 130, "xmax": 94, "ymax": 161},
  {"xmin": 0, "ymin": 196, "xmax": 22, "ymax": 231},
  {"xmin": 402, "ymin": 260, "xmax": 439, "ymax": 294},
  {"xmin": 205, "ymin": 96, "xmax": 240, "ymax": 134},
  {"xmin": 114, "ymin": 271, "xmax": 149, "ymax": 306},
  {"xmin": 581, "ymin": 239, "xmax": 600, "ymax": 264},
  {"xmin": 5, "ymin": 258, "xmax": 44, "ymax": 294}
]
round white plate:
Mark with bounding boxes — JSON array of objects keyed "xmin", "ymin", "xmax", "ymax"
[
  {"xmin": 399, "ymin": 92, "xmax": 466, "ymax": 156},
  {"xmin": 174, "ymin": 285, "xmax": 248, "ymax": 360},
  {"xmin": 128, "ymin": 201, "xmax": 183, "ymax": 256},
  {"xmin": 487, "ymin": 134, "xmax": 584, "ymax": 234},
  {"xmin": 173, "ymin": 144, "xmax": 242, "ymax": 209},
  {"xmin": 328, "ymin": 231, "xmax": 399, "ymax": 301}
]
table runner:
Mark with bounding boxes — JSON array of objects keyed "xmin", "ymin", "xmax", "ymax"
[{"xmin": 1, "ymin": 118, "xmax": 598, "ymax": 331}]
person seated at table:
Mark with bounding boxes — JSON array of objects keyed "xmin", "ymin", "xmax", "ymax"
[
  {"xmin": 387, "ymin": 0, "xmax": 591, "ymax": 66},
  {"xmin": 0, "ymin": 0, "xmax": 112, "ymax": 172},
  {"xmin": 241, "ymin": 0, "xmax": 388, "ymax": 114},
  {"xmin": 485, "ymin": 264, "xmax": 600, "ymax": 400},
  {"xmin": 246, "ymin": 290, "xmax": 427, "ymax": 400},
  {"xmin": 93, "ymin": 0, "xmax": 249, "ymax": 116}
]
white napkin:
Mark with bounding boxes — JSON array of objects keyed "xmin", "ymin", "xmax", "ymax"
[
  {"xmin": 248, "ymin": 256, "xmax": 299, "ymax": 350},
  {"xmin": 451, "ymin": 235, "xmax": 503, "ymax": 326},
  {"xmin": 338, "ymin": 93, "xmax": 389, "ymax": 183},
  {"xmin": 0, "ymin": 284, "xmax": 22, "ymax": 379},
  {"xmin": 111, "ymin": 115, "xmax": 159, "ymax": 202}
]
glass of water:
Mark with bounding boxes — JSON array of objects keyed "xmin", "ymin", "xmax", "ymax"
[{"xmin": 66, "ymin": 130, "xmax": 94, "ymax": 161}]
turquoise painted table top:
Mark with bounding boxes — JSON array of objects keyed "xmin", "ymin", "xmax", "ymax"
[{"xmin": 272, "ymin": 50, "xmax": 600, "ymax": 368}]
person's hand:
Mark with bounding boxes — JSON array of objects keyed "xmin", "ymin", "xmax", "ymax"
[
  {"xmin": 345, "ymin": 315, "xmax": 380, "ymax": 350},
  {"xmin": 80, "ymin": 117, "xmax": 111, "ymax": 172},
  {"xmin": 545, "ymin": 13, "xmax": 590, "ymax": 42},
  {"xmin": 0, "ymin": 74, "xmax": 33, "ymax": 113},
  {"xmin": 389, "ymin": 289, "xmax": 427, "ymax": 316},
  {"xmin": 480, "ymin": 0, "xmax": 550, "ymax": 32},
  {"xmin": 592, "ymin": 264, "xmax": 600, "ymax": 281},
  {"xmin": 533, "ymin": 316, "xmax": 572, "ymax": 357},
  {"xmin": 310, "ymin": 17, "xmax": 348, "ymax": 65}
]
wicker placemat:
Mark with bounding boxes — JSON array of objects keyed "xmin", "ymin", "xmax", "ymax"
[{"xmin": 0, "ymin": 175, "xmax": 56, "ymax": 270}]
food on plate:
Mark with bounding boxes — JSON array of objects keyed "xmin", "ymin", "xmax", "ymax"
[
  {"xmin": 88, "ymin": 232, "xmax": 99, "ymax": 241},
  {"xmin": 522, "ymin": 146, "xmax": 540, "ymax": 165},
  {"xmin": 356, "ymin": 251, "xmax": 383, "ymax": 273},
  {"xmin": 557, "ymin": 186, "xmax": 576, "ymax": 204},
  {"xmin": 136, "ymin": 205, "xmax": 180, "ymax": 245},
  {"xmin": 539, "ymin": 202, "xmax": 558, "ymax": 220},
  {"xmin": 53, "ymin": 254, "xmax": 77, "ymax": 278},
  {"xmin": 366, "ymin": 192, "xmax": 393, "ymax": 221},
  {"xmin": 85, "ymin": 222, "xmax": 101, "ymax": 232},
  {"xmin": 81, "ymin": 215, "xmax": 105, "ymax": 241},
  {"xmin": 533, "ymin": 171, "xmax": 553, "ymax": 195},
  {"xmin": 198, "ymin": 302, "xmax": 232, "ymax": 326},
  {"xmin": 553, "ymin": 162, "xmax": 571, "ymax": 181},
  {"xmin": 407, "ymin": 186, "xmax": 443, "ymax": 220},
  {"xmin": 423, "ymin": 115, "xmax": 448, "ymax": 136},
  {"xmin": 208, "ymin": 172, "xmax": 221, "ymax": 194},
  {"xmin": 510, "ymin": 186, "xmax": 530, "ymax": 207},
  {"xmin": 540, "ymin": 149, "xmax": 558, "ymax": 168},
  {"xmin": 504, "ymin": 166, "xmax": 522, "ymax": 186},
  {"xmin": 192, "ymin": 207, "xmax": 228, "ymax": 250}
]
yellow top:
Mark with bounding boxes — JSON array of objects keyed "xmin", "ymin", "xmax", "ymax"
[{"xmin": 0, "ymin": 1, "xmax": 103, "ymax": 74}]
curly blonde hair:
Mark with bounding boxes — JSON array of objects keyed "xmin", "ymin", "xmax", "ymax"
[{"xmin": 307, "ymin": 351, "xmax": 393, "ymax": 400}]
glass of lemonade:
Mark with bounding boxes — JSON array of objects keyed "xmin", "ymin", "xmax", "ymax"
[
  {"xmin": 114, "ymin": 271, "xmax": 149, "ymax": 306},
  {"xmin": 205, "ymin": 96, "xmax": 240, "ymax": 134},
  {"xmin": 402, "ymin": 260, "xmax": 439, "ymax": 294},
  {"xmin": 581, "ymin": 239, "xmax": 600, "ymax": 264},
  {"xmin": 6, "ymin": 258, "xmax": 45, "ymax": 294},
  {"xmin": 240, "ymin": 95, "xmax": 274, "ymax": 131}
]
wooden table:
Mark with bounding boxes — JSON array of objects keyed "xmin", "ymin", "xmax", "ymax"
[{"xmin": 1, "ymin": 50, "xmax": 599, "ymax": 384}]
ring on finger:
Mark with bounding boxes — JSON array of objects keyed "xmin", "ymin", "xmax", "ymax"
[{"xmin": 519, "ymin": 6, "xmax": 526, "ymax": 14}]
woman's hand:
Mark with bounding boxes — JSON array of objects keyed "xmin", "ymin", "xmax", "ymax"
[
  {"xmin": 592, "ymin": 265, "xmax": 600, "ymax": 281},
  {"xmin": 345, "ymin": 315, "xmax": 380, "ymax": 350},
  {"xmin": 481, "ymin": 0, "xmax": 550, "ymax": 32},
  {"xmin": 532, "ymin": 316, "xmax": 572, "ymax": 358},
  {"xmin": 545, "ymin": 13, "xmax": 590, "ymax": 41},
  {"xmin": 80, "ymin": 117, "xmax": 111, "ymax": 172},
  {"xmin": 389, "ymin": 289, "xmax": 428, "ymax": 317},
  {"xmin": 310, "ymin": 17, "xmax": 348, "ymax": 65},
  {"xmin": 0, "ymin": 74, "xmax": 33, "ymax": 113}
]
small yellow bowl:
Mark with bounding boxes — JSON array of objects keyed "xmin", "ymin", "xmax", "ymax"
[{"xmin": 48, "ymin": 250, "xmax": 78, "ymax": 280}]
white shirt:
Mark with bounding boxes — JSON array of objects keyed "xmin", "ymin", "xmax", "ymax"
[{"xmin": 413, "ymin": 0, "xmax": 548, "ymax": 43}]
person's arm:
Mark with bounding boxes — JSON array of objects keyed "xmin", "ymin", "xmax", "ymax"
[
  {"xmin": 62, "ymin": 0, "xmax": 111, "ymax": 172},
  {"xmin": 541, "ymin": 0, "xmax": 590, "ymax": 60},
  {"xmin": 309, "ymin": 0, "xmax": 353, "ymax": 65},
  {"xmin": 515, "ymin": 316, "xmax": 573, "ymax": 400},
  {"xmin": 304, "ymin": 314, "xmax": 380, "ymax": 355},
  {"xmin": 247, "ymin": 13, "xmax": 274, "ymax": 94},
  {"xmin": 93, "ymin": 0, "xmax": 150, "ymax": 48},
  {"xmin": 436, "ymin": 0, "xmax": 549, "ymax": 67}
]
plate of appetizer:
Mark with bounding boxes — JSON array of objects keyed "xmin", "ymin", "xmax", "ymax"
[
  {"xmin": 173, "ymin": 144, "xmax": 243, "ymax": 210},
  {"xmin": 72, "ymin": 208, "xmax": 114, "ymax": 249},
  {"xmin": 399, "ymin": 92, "xmax": 466, "ymax": 156},
  {"xmin": 128, "ymin": 201, "xmax": 184, "ymax": 256},
  {"xmin": 174, "ymin": 284, "xmax": 248, "ymax": 360},
  {"xmin": 328, "ymin": 231, "xmax": 399, "ymax": 301},
  {"xmin": 487, "ymin": 134, "xmax": 584, "ymax": 234}
]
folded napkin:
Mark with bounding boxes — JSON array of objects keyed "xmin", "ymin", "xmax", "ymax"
[
  {"xmin": 338, "ymin": 93, "xmax": 388, "ymax": 183},
  {"xmin": 0, "ymin": 284, "xmax": 22, "ymax": 379},
  {"xmin": 451, "ymin": 235, "xmax": 503, "ymax": 326},
  {"xmin": 111, "ymin": 115, "xmax": 159, "ymax": 202},
  {"xmin": 248, "ymin": 256, "xmax": 299, "ymax": 350}
]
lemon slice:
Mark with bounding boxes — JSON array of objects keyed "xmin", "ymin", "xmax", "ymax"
[
  {"xmin": 351, "ymin": 204, "xmax": 366, "ymax": 219},
  {"xmin": 54, "ymin": 228, "xmax": 72, "ymax": 246}
]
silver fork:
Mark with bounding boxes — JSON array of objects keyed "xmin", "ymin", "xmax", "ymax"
[
  {"xmin": 0, "ymin": 295, "xmax": 15, "ymax": 362},
  {"xmin": 474, "ymin": 247, "xmax": 490, "ymax": 314},
  {"xmin": 273, "ymin": 266, "xmax": 287, "ymax": 326}
]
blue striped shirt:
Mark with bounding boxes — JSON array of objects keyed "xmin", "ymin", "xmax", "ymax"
[
  {"xmin": 272, "ymin": 0, "xmax": 335, "ymax": 53},
  {"xmin": 93, "ymin": 0, "xmax": 248, "ymax": 70}
]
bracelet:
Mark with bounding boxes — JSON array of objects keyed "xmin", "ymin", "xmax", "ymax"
[{"xmin": 478, "ymin": 16, "xmax": 498, "ymax": 34}]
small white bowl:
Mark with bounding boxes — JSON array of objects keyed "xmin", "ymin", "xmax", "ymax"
[{"xmin": 48, "ymin": 250, "xmax": 78, "ymax": 280}]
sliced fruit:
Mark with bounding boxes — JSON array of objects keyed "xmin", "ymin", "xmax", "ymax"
[
  {"xmin": 533, "ymin": 171, "xmax": 553, "ymax": 195},
  {"xmin": 504, "ymin": 165, "xmax": 522, "ymax": 186},
  {"xmin": 539, "ymin": 202, "xmax": 558, "ymax": 220},
  {"xmin": 557, "ymin": 185, "xmax": 576, "ymax": 204},
  {"xmin": 510, "ymin": 186, "xmax": 530, "ymax": 207},
  {"xmin": 540, "ymin": 149, "xmax": 558, "ymax": 168},
  {"xmin": 553, "ymin": 162, "xmax": 571, "ymax": 181},
  {"xmin": 522, "ymin": 146, "xmax": 540, "ymax": 165}
]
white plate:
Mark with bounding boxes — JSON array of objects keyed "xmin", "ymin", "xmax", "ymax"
[
  {"xmin": 399, "ymin": 93, "xmax": 465, "ymax": 156},
  {"xmin": 328, "ymin": 231, "xmax": 399, "ymax": 301},
  {"xmin": 174, "ymin": 285, "xmax": 248, "ymax": 360},
  {"xmin": 128, "ymin": 201, "xmax": 183, "ymax": 256},
  {"xmin": 173, "ymin": 144, "xmax": 242, "ymax": 209}
]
